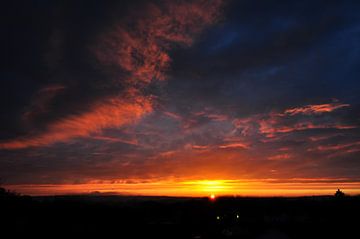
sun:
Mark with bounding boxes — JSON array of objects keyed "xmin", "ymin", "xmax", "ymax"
[{"xmin": 210, "ymin": 194, "xmax": 216, "ymax": 200}]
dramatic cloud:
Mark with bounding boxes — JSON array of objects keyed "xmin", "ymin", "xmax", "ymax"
[
  {"xmin": 95, "ymin": 0, "xmax": 224, "ymax": 85},
  {"xmin": 1, "ymin": 0, "xmax": 360, "ymax": 196},
  {"xmin": 0, "ymin": 95, "xmax": 152, "ymax": 149},
  {"xmin": 0, "ymin": 0, "xmax": 224, "ymax": 150}
]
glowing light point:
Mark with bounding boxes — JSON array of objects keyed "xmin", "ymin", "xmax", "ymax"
[
  {"xmin": 210, "ymin": 194, "xmax": 216, "ymax": 200},
  {"xmin": 236, "ymin": 214, "xmax": 239, "ymax": 219},
  {"xmin": 216, "ymin": 216, "xmax": 220, "ymax": 220}
]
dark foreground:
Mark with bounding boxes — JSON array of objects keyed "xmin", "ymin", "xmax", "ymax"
[{"xmin": 1, "ymin": 192, "xmax": 359, "ymax": 238}]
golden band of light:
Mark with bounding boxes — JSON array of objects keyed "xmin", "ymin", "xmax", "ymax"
[{"xmin": 6, "ymin": 179, "xmax": 360, "ymax": 196}]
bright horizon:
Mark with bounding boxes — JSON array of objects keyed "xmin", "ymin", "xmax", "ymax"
[{"xmin": 6, "ymin": 179, "xmax": 360, "ymax": 197}]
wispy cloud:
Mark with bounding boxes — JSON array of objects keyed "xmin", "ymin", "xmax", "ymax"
[
  {"xmin": 0, "ymin": 96, "xmax": 152, "ymax": 149},
  {"xmin": 308, "ymin": 141, "xmax": 360, "ymax": 152},
  {"xmin": 218, "ymin": 143, "xmax": 249, "ymax": 149},
  {"xmin": 283, "ymin": 102, "xmax": 350, "ymax": 116}
]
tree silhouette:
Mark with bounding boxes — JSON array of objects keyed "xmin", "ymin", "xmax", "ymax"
[
  {"xmin": 0, "ymin": 178, "xmax": 18, "ymax": 198},
  {"xmin": 335, "ymin": 189, "xmax": 345, "ymax": 198}
]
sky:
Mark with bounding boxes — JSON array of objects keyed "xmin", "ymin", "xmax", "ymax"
[{"xmin": 1, "ymin": 0, "xmax": 360, "ymax": 196}]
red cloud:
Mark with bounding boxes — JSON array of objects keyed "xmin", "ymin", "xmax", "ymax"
[
  {"xmin": 259, "ymin": 120, "xmax": 357, "ymax": 137},
  {"xmin": 231, "ymin": 101, "xmax": 356, "ymax": 139},
  {"xmin": 284, "ymin": 102, "xmax": 350, "ymax": 116},
  {"xmin": 163, "ymin": 111, "xmax": 182, "ymax": 121},
  {"xmin": 1, "ymin": 0, "xmax": 224, "ymax": 150},
  {"xmin": 308, "ymin": 141, "xmax": 360, "ymax": 152},
  {"xmin": 95, "ymin": 0, "xmax": 224, "ymax": 85},
  {"xmin": 267, "ymin": 153, "xmax": 291, "ymax": 161},
  {"xmin": 0, "ymin": 96, "xmax": 152, "ymax": 149},
  {"xmin": 192, "ymin": 145, "xmax": 210, "ymax": 150},
  {"xmin": 219, "ymin": 143, "xmax": 249, "ymax": 149}
]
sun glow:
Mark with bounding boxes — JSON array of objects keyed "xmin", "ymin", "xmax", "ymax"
[
  {"xmin": 182, "ymin": 180, "xmax": 233, "ymax": 195},
  {"xmin": 6, "ymin": 178, "xmax": 360, "ymax": 197}
]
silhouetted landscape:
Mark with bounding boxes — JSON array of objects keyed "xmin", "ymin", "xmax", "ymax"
[{"xmin": 1, "ymin": 188, "xmax": 359, "ymax": 238}]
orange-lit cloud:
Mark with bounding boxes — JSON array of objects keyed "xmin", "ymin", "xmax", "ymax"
[
  {"xmin": 163, "ymin": 111, "xmax": 182, "ymax": 121},
  {"xmin": 308, "ymin": 141, "xmax": 360, "ymax": 152},
  {"xmin": 267, "ymin": 153, "xmax": 292, "ymax": 161},
  {"xmin": 192, "ymin": 145, "xmax": 210, "ymax": 150},
  {"xmin": 232, "ymin": 101, "xmax": 356, "ymax": 138},
  {"xmin": 90, "ymin": 135, "xmax": 139, "ymax": 146},
  {"xmin": 259, "ymin": 120, "xmax": 357, "ymax": 137},
  {"xmin": 284, "ymin": 102, "xmax": 350, "ymax": 116},
  {"xmin": 0, "ymin": 96, "xmax": 152, "ymax": 149},
  {"xmin": 218, "ymin": 143, "xmax": 249, "ymax": 149},
  {"xmin": 231, "ymin": 104, "xmax": 356, "ymax": 141},
  {"xmin": 95, "ymin": 0, "xmax": 224, "ymax": 85},
  {"xmin": 0, "ymin": 0, "xmax": 224, "ymax": 150},
  {"xmin": 194, "ymin": 110, "xmax": 229, "ymax": 121}
]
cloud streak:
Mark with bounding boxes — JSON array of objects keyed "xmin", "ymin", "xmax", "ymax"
[
  {"xmin": 284, "ymin": 102, "xmax": 350, "ymax": 116},
  {"xmin": 231, "ymin": 101, "xmax": 357, "ymax": 139},
  {"xmin": 0, "ymin": 96, "xmax": 152, "ymax": 149}
]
